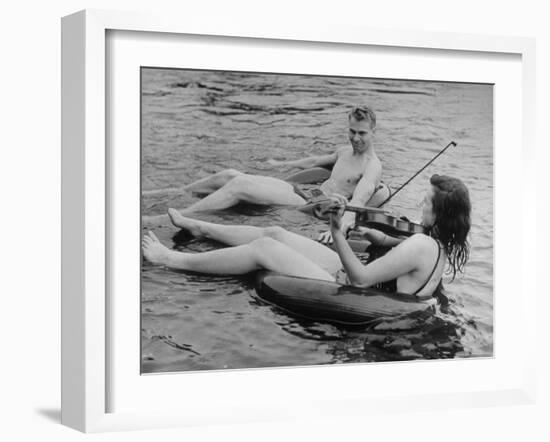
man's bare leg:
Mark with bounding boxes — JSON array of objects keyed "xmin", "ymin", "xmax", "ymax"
[
  {"xmin": 182, "ymin": 169, "xmax": 242, "ymax": 194},
  {"xmin": 168, "ymin": 209, "xmax": 341, "ymax": 274},
  {"xmin": 179, "ymin": 174, "xmax": 306, "ymax": 214},
  {"xmin": 142, "ymin": 231, "xmax": 335, "ymax": 281}
]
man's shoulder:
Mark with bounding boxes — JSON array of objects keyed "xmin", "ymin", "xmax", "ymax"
[
  {"xmin": 333, "ymin": 145, "xmax": 353, "ymax": 159},
  {"xmin": 363, "ymin": 152, "xmax": 382, "ymax": 169},
  {"xmin": 335, "ymin": 145, "xmax": 352, "ymax": 153}
]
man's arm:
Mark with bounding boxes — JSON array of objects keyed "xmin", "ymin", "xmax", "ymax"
[
  {"xmin": 340, "ymin": 156, "xmax": 382, "ymax": 233},
  {"xmin": 350, "ymin": 155, "xmax": 382, "ymax": 206},
  {"xmin": 268, "ymin": 151, "xmax": 338, "ymax": 170}
]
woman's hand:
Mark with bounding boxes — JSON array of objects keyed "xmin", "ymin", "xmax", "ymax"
[
  {"xmin": 351, "ymin": 226, "xmax": 378, "ymax": 241},
  {"xmin": 351, "ymin": 226, "xmax": 405, "ymax": 247}
]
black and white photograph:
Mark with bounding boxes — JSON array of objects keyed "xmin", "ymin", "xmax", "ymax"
[{"xmin": 140, "ymin": 67, "xmax": 493, "ymax": 374}]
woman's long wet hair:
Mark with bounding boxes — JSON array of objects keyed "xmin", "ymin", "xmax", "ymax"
[{"xmin": 429, "ymin": 174, "xmax": 471, "ymax": 280}]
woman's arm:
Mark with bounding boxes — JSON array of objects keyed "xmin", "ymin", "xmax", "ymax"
[
  {"xmin": 328, "ymin": 196, "xmax": 376, "ymax": 285},
  {"xmin": 331, "ymin": 226, "xmax": 371, "ymax": 285},
  {"xmin": 355, "ymin": 227, "xmax": 405, "ymax": 247},
  {"xmin": 337, "ymin": 232, "xmax": 423, "ymax": 287},
  {"xmin": 328, "ymin": 198, "xmax": 422, "ymax": 287}
]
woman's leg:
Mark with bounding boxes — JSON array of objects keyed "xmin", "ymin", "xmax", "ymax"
[
  {"xmin": 179, "ymin": 174, "xmax": 306, "ymax": 214},
  {"xmin": 168, "ymin": 209, "xmax": 341, "ymax": 274},
  {"xmin": 168, "ymin": 208, "xmax": 267, "ymax": 244},
  {"xmin": 142, "ymin": 231, "xmax": 335, "ymax": 281}
]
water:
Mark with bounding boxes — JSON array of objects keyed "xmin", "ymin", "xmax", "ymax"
[{"xmin": 140, "ymin": 68, "xmax": 493, "ymax": 373}]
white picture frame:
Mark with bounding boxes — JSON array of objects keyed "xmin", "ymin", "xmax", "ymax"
[{"xmin": 61, "ymin": 9, "xmax": 537, "ymax": 433}]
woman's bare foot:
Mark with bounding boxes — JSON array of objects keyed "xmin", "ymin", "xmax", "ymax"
[
  {"xmin": 142, "ymin": 231, "xmax": 171, "ymax": 265},
  {"xmin": 167, "ymin": 208, "xmax": 205, "ymax": 238}
]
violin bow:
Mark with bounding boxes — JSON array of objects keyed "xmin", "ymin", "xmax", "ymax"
[
  {"xmin": 378, "ymin": 141, "xmax": 458, "ymax": 207},
  {"xmin": 299, "ymin": 140, "xmax": 457, "ymax": 216}
]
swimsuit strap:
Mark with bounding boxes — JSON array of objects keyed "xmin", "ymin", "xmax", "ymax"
[{"xmin": 412, "ymin": 238, "xmax": 442, "ymax": 300}]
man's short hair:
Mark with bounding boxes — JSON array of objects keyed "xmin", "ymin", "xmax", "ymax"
[{"xmin": 349, "ymin": 106, "xmax": 376, "ymax": 129}]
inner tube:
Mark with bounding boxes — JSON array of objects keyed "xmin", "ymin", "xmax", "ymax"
[
  {"xmin": 284, "ymin": 166, "xmax": 332, "ymax": 184},
  {"xmin": 254, "ymin": 271, "xmax": 436, "ymax": 326}
]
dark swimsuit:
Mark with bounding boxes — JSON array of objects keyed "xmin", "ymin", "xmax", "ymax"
[{"xmin": 292, "ymin": 185, "xmax": 325, "ymax": 202}]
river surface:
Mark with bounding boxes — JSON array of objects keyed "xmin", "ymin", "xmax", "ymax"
[{"xmin": 140, "ymin": 68, "xmax": 493, "ymax": 373}]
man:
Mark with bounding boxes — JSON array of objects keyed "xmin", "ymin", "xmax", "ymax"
[{"xmin": 176, "ymin": 106, "xmax": 384, "ymax": 242}]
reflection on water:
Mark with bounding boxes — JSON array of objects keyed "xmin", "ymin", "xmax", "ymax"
[{"xmin": 141, "ymin": 68, "xmax": 493, "ymax": 373}]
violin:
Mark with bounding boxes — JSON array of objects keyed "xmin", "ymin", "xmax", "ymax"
[
  {"xmin": 344, "ymin": 206, "xmax": 425, "ymax": 237},
  {"xmin": 300, "ymin": 199, "xmax": 425, "ymax": 237}
]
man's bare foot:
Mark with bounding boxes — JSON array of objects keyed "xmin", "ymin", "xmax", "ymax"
[
  {"xmin": 167, "ymin": 208, "xmax": 205, "ymax": 238},
  {"xmin": 142, "ymin": 231, "xmax": 171, "ymax": 265}
]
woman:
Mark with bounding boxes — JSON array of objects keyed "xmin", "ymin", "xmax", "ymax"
[{"xmin": 142, "ymin": 174, "xmax": 471, "ymax": 298}]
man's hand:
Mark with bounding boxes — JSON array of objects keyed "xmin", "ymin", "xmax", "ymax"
[{"xmin": 316, "ymin": 195, "xmax": 350, "ymax": 244}]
